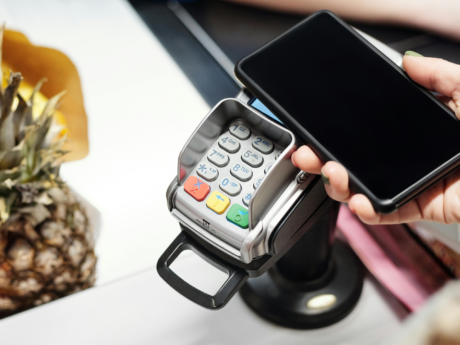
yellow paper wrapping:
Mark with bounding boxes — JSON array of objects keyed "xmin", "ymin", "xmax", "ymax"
[{"xmin": 2, "ymin": 30, "xmax": 89, "ymax": 162}]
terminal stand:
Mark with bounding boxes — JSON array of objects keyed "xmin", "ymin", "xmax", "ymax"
[{"xmin": 240, "ymin": 201, "xmax": 364, "ymax": 329}]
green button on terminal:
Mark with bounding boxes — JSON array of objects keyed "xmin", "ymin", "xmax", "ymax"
[{"xmin": 226, "ymin": 204, "xmax": 249, "ymax": 229}]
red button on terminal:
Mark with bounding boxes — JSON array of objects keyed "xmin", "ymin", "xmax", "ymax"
[{"xmin": 184, "ymin": 176, "xmax": 210, "ymax": 202}]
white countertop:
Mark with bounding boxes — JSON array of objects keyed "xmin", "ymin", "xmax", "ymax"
[
  {"xmin": 0, "ymin": 0, "xmax": 209, "ymax": 286},
  {"xmin": 0, "ymin": 0, "xmax": 404, "ymax": 343}
]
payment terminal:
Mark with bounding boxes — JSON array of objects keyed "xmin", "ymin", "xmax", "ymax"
[{"xmin": 158, "ymin": 25, "xmax": 403, "ymax": 311}]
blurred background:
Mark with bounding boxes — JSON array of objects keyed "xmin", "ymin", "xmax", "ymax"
[{"xmin": 129, "ymin": 0, "xmax": 460, "ymax": 105}]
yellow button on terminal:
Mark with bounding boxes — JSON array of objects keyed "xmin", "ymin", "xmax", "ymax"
[{"xmin": 206, "ymin": 191, "xmax": 230, "ymax": 214}]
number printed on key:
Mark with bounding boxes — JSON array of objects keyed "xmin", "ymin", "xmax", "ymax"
[
  {"xmin": 231, "ymin": 163, "xmax": 253, "ymax": 182},
  {"xmin": 218, "ymin": 134, "xmax": 240, "ymax": 153},
  {"xmin": 207, "ymin": 148, "xmax": 229, "ymax": 167},
  {"xmin": 252, "ymin": 136, "xmax": 274, "ymax": 154},
  {"xmin": 229, "ymin": 123, "xmax": 251, "ymax": 140},
  {"xmin": 241, "ymin": 149, "xmax": 263, "ymax": 168},
  {"xmin": 220, "ymin": 177, "xmax": 241, "ymax": 196}
]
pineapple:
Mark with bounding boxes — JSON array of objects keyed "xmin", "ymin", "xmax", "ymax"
[{"xmin": 0, "ymin": 28, "xmax": 96, "ymax": 317}]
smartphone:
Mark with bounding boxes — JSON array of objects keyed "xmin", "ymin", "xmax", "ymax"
[{"xmin": 235, "ymin": 11, "xmax": 460, "ymax": 214}]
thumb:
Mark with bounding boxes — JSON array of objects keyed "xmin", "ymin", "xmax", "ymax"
[{"xmin": 403, "ymin": 55, "xmax": 460, "ymax": 118}]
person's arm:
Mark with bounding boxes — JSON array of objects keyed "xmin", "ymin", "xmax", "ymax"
[{"xmin": 224, "ymin": 0, "xmax": 460, "ymax": 40}]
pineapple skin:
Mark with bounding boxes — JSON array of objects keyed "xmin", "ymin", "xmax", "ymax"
[{"xmin": 0, "ymin": 183, "xmax": 96, "ymax": 317}]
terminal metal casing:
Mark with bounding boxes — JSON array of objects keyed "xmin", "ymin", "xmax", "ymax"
[{"xmin": 166, "ymin": 98, "xmax": 316, "ymax": 263}]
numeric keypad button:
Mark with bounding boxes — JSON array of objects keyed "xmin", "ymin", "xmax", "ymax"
[
  {"xmin": 242, "ymin": 191, "xmax": 252, "ymax": 206},
  {"xmin": 241, "ymin": 149, "xmax": 263, "ymax": 168},
  {"xmin": 219, "ymin": 177, "xmax": 241, "ymax": 196},
  {"xmin": 253, "ymin": 175, "xmax": 264, "ymax": 189},
  {"xmin": 207, "ymin": 148, "xmax": 229, "ymax": 167},
  {"xmin": 264, "ymin": 164, "xmax": 273, "ymax": 174},
  {"xmin": 196, "ymin": 162, "xmax": 218, "ymax": 181},
  {"xmin": 230, "ymin": 163, "xmax": 253, "ymax": 182},
  {"xmin": 229, "ymin": 123, "xmax": 251, "ymax": 140},
  {"xmin": 218, "ymin": 134, "xmax": 240, "ymax": 153},
  {"xmin": 252, "ymin": 136, "xmax": 274, "ymax": 154}
]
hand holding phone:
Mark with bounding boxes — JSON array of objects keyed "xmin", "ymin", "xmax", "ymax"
[
  {"xmin": 292, "ymin": 55, "xmax": 460, "ymax": 225},
  {"xmin": 235, "ymin": 11, "xmax": 460, "ymax": 215}
]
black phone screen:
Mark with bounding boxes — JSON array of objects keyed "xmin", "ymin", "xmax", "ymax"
[{"xmin": 237, "ymin": 12, "xmax": 460, "ymax": 201}]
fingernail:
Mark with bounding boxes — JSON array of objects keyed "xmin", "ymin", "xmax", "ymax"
[
  {"xmin": 405, "ymin": 51, "xmax": 424, "ymax": 57},
  {"xmin": 321, "ymin": 168, "xmax": 330, "ymax": 186},
  {"xmin": 291, "ymin": 153, "xmax": 298, "ymax": 168}
]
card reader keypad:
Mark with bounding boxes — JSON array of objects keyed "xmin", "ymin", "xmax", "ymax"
[{"xmin": 183, "ymin": 121, "xmax": 279, "ymax": 229}]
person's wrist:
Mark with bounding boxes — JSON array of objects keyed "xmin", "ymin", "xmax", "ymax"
[
  {"xmin": 395, "ymin": 0, "xmax": 460, "ymax": 40},
  {"xmin": 383, "ymin": 0, "xmax": 432, "ymax": 27}
]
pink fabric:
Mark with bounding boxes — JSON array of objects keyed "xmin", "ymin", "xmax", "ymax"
[{"xmin": 337, "ymin": 205, "xmax": 428, "ymax": 312}]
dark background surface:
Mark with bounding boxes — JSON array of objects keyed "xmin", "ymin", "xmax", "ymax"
[{"xmin": 129, "ymin": 0, "xmax": 460, "ymax": 106}]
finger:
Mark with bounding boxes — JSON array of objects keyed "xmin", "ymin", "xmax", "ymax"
[
  {"xmin": 436, "ymin": 95, "xmax": 458, "ymax": 113},
  {"xmin": 321, "ymin": 161, "xmax": 352, "ymax": 202},
  {"xmin": 349, "ymin": 194, "xmax": 423, "ymax": 225},
  {"xmin": 403, "ymin": 55, "xmax": 460, "ymax": 119},
  {"xmin": 292, "ymin": 145, "xmax": 322, "ymax": 174}
]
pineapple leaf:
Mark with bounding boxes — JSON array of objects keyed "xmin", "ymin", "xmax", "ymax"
[
  {"xmin": 0, "ymin": 110, "xmax": 15, "ymax": 151},
  {"xmin": 2, "ymin": 178, "xmax": 16, "ymax": 189},
  {"xmin": 0, "ymin": 125, "xmax": 34, "ymax": 170},
  {"xmin": 21, "ymin": 124, "xmax": 40, "ymax": 180},
  {"xmin": 0, "ymin": 193, "xmax": 17, "ymax": 225},
  {"xmin": 35, "ymin": 111, "xmax": 53, "ymax": 150},
  {"xmin": 0, "ymin": 23, "xmax": 4, "ymax": 96},
  {"xmin": 0, "ymin": 72, "xmax": 23, "ymax": 151},
  {"xmin": 38, "ymin": 90, "xmax": 65, "ymax": 126},
  {"xmin": 0, "ymin": 151, "xmax": 23, "ymax": 170},
  {"xmin": 29, "ymin": 78, "xmax": 47, "ymax": 105},
  {"xmin": 12, "ymin": 93, "xmax": 31, "ymax": 142},
  {"xmin": 0, "ymin": 197, "xmax": 7, "ymax": 223}
]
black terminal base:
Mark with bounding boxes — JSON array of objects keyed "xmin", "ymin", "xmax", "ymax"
[{"xmin": 240, "ymin": 240, "xmax": 363, "ymax": 329}]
